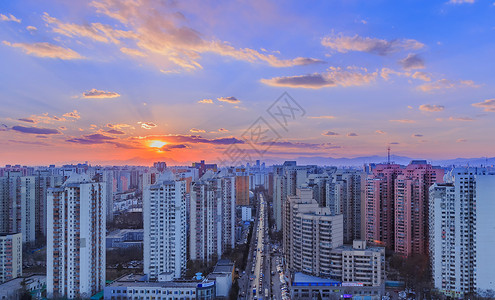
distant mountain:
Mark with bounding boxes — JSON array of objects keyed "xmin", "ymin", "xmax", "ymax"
[{"xmin": 263, "ymin": 155, "xmax": 495, "ymax": 167}]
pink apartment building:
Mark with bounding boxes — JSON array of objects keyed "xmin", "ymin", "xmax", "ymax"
[{"xmin": 366, "ymin": 161, "xmax": 444, "ymax": 256}]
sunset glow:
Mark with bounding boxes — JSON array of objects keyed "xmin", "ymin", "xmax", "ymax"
[
  {"xmin": 149, "ymin": 141, "xmax": 167, "ymax": 149},
  {"xmin": 0, "ymin": 1, "xmax": 493, "ymax": 166}
]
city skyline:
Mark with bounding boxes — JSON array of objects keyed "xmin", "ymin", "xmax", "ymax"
[{"xmin": 1, "ymin": 0, "xmax": 495, "ymax": 166}]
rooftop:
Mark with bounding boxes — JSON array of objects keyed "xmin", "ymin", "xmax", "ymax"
[
  {"xmin": 292, "ymin": 272, "xmax": 341, "ymax": 285},
  {"xmin": 107, "ymin": 274, "xmax": 214, "ymax": 289}
]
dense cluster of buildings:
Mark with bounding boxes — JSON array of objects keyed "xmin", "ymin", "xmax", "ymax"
[
  {"xmin": 272, "ymin": 161, "xmax": 495, "ymax": 299},
  {"xmin": 0, "ymin": 159, "xmax": 494, "ymax": 299}
]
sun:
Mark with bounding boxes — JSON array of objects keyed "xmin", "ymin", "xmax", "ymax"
[{"xmin": 149, "ymin": 140, "xmax": 167, "ymax": 148}]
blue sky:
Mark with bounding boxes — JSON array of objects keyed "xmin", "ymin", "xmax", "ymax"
[{"xmin": 0, "ymin": 0, "xmax": 494, "ymax": 165}]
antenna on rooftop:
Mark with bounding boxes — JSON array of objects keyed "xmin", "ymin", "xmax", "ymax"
[{"xmin": 387, "ymin": 146, "xmax": 391, "ymax": 165}]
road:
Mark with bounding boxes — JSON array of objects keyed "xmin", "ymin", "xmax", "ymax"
[
  {"xmin": 239, "ymin": 192, "xmax": 284, "ymax": 300},
  {"xmin": 250, "ymin": 193, "xmax": 265, "ymax": 299}
]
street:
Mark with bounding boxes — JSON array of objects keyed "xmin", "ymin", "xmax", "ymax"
[{"xmin": 239, "ymin": 193, "xmax": 285, "ymax": 300}]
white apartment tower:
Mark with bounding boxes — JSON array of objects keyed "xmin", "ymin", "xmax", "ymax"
[
  {"xmin": 47, "ymin": 174, "xmax": 106, "ymax": 299},
  {"xmin": 283, "ymin": 188, "xmax": 344, "ymax": 278},
  {"xmin": 0, "ymin": 232, "xmax": 22, "ymax": 283},
  {"xmin": 429, "ymin": 168, "xmax": 495, "ymax": 297},
  {"xmin": 189, "ymin": 171, "xmax": 236, "ymax": 262},
  {"xmin": 0, "ymin": 173, "xmax": 36, "ymax": 243},
  {"xmin": 143, "ymin": 171, "xmax": 187, "ymax": 280}
]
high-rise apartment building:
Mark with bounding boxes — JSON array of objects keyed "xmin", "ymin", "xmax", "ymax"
[
  {"xmin": 36, "ymin": 171, "xmax": 64, "ymax": 238},
  {"xmin": 47, "ymin": 174, "xmax": 106, "ymax": 299},
  {"xmin": 273, "ymin": 162, "xmax": 317, "ymax": 231},
  {"xmin": 394, "ymin": 161, "xmax": 444, "ymax": 255},
  {"xmin": 235, "ymin": 173, "xmax": 249, "ymax": 206},
  {"xmin": 365, "ymin": 164, "xmax": 402, "ymax": 249},
  {"xmin": 143, "ymin": 171, "xmax": 187, "ymax": 280},
  {"xmin": 326, "ymin": 170, "xmax": 365, "ymax": 243},
  {"xmin": 0, "ymin": 172, "xmax": 36, "ymax": 243},
  {"xmin": 365, "ymin": 161, "xmax": 443, "ymax": 255},
  {"xmin": 283, "ymin": 188, "xmax": 343, "ymax": 278},
  {"xmin": 429, "ymin": 168, "xmax": 495, "ymax": 297},
  {"xmin": 189, "ymin": 171, "xmax": 236, "ymax": 262},
  {"xmin": 0, "ymin": 232, "xmax": 22, "ymax": 283}
]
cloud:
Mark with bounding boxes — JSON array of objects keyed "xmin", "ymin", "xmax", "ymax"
[
  {"xmin": 261, "ymin": 66, "xmax": 377, "ymax": 89},
  {"xmin": 107, "ymin": 129, "xmax": 125, "ymax": 134},
  {"xmin": 448, "ymin": 0, "xmax": 475, "ymax": 4},
  {"xmin": 12, "ymin": 125, "xmax": 60, "ymax": 135},
  {"xmin": 456, "ymin": 139, "xmax": 467, "ymax": 143},
  {"xmin": 120, "ymin": 47, "xmax": 147, "ymax": 57},
  {"xmin": 82, "ymin": 89, "xmax": 120, "ymax": 99},
  {"xmin": 419, "ymin": 104, "xmax": 445, "ymax": 112},
  {"xmin": 418, "ymin": 79, "xmax": 479, "ymax": 92},
  {"xmin": 139, "ymin": 122, "xmax": 157, "ymax": 129},
  {"xmin": 42, "ymin": 12, "xmax": 137, "ymax": 45},
  {"xmin": 0, "ymin": 14, "xmax": 21, "ymax": 23},
  {"xmin": 308, "ymin": 115, "xmax": 335, "ymax": 119},
  {"xmin": 322, "ymin": 131, "xmax": 339, "ymax": 136},
  {"xmin": 218, "ymin": 128, "xmax": 229, "ymax": 132},
  {"xmin": 412, "ymin": 134, "xmax": 423, "ymax": 137},
  {"xmin": 2, "ymin": 41, "xmax": 83, "ymax": 59},
  {"xmin": 380, "ymin": 68, "xmax": 406, "ymax": 80},
  {"xmin": 160, "ymin": 144, "xmax": 188, "ymax": 151},
  {"xmin": 321, "ymin": 33, "xmax": 424, "ymax": 56},
  {"xmin": 217, "ymin": 96, "xmax": 241, "ymax": 104},
  {"xmin": 18, "ymin": 118, "xmax": 35, "ymax": 123},
  {"xmin": 85, "ymin": 133, "xmax": 115, "ymax": 140},
  {"xmin": 389, "ymin": 142, "xmax": 400, "ymax": 145},
  {"xmin": 380, "ymin": 68, "xmax": 431, "ymax": 82},
  {"xmin": 107, "ymin": 123, "xmax": 133, "ymax": 130},
  {"xmin": 376, "ymin": 130, "xmax": 386, "ymax": 134},
  {"xmin": 259, "ymin": 141, "xmax": 335, "ymax": 149},
  {"xmin": 412, "ymin": 72, "xmax": 431, "ymax": 82},
  {"xmin": 63, "ymin": 110, "xmax": 81, "ymax": 119},
  {"xmin": 398, "ymin": 53, "xmax": 425, "ymax": 70},
  {"xmin": 449, "ymin": 116, "xmax": 474, "ymax": 121},
  {"xmin": 390, "ymin": 119, "xmax": 416, "ymax": 123},
  {"xmin": 190, "ymin": 128, "xmax": 205, "ymax": 133},
  {"xmin": 9, "ymin": 140, "xmax": 50, "ymax": 146},
  {"xmin": 66, "ymin": 133, "xmax": 115, "ymax": 144},
  {"xmin": 347, "ymin": 132, "xmax": 358, "ymax": 137},
  {"xmin": 26, "ymin": 26, "xmax": 37, "ymax": 32},
  {"xmin": 198, "ymin": 99, "xmax": 214, "ymax": 104},
  {"xmin": 472, "ymin": 99, "xmax": 495, "ymax": 112},
  {"xmin": 137, "ymin": 134, "xmax": 244, "ymax": 145},
  {"xmin": 46, "ymin": 0, "xmax": 322, "ymax": 71}
]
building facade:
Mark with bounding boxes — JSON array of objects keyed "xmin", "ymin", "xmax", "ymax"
[
  {"xmin": 189, "ymin": 171, "xmax": 236, "ymax": 262},
  {"xmin": 104, "ymin": 274, "xmax": 216, "ymax": 300},
  {"xmin": 143, "ymin": 171, "xmax": 187, "ymax": 280},
  {"xmin": 47, "ymin": 173, "xmax": 106, "ymax": 299},
  {"xmin": 329, "ymin": 240, "xmax": 385, "ymax": 287},
  {"xmin": 0, "ymin": 232, "xmax": 22, "ymax": 283},
  {"xmin": 283, "ymin": 188, "xmax": 343, "ymax": 278},
  {"xmin": 429, "ymin": 168, "xmax": 495, "ymax": 297},
  {"xmin": 365, "ymin": 161, "xmax": 443, "ymax": 255}
]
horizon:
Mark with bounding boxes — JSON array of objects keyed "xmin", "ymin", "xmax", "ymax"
[{"xmin": 1, "ymin": 1, "xmax": 494, "ymax": 166}]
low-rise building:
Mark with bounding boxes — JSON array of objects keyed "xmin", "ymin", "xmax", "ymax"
[
  {"xmin": 104, "ymin": 274, "xmax": 216, "ymax": 300},
  {"xmin": 0, "ymin": 275, "xmax": 46, "ymax": 300},
  {"xmin": 329, "ymin": 240, "xmax": 385, "ymax": 287},
  {"xmin": 290, "ymin": 272, "xmax": 383, "ymax": 300},
  {"xmin": 106, "ymin": 229, "xmax": 144, "ymax": 249},
  {"xmin": 206, "ymin": 259, "xmax": 234, "ymax": 298}
]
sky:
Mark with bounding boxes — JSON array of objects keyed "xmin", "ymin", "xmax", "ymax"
[{"xmin": 0, "ymin": 0, "xmax": 494, "ymax": 166}]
